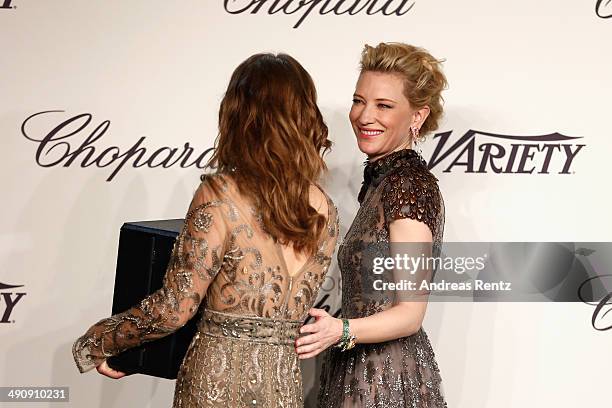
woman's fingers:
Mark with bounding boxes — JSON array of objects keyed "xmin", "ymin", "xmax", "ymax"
[
  {"xmin": 297, "ymin": 310, "xmax": 340, "ymax": 357},
  {"xmin": 96, "ymin": 361, "xmax": 115, "ymax": 378},
  {"xmin": 296, "ymin": 342, "xmax": 319, "ymax": 355},
  {"xmin": 96, "ymin": 360, "xmax": 126, "ymax": 379},
  {"xmin": 296, "ymin": 333, "xmax": 319, "ymax": 346},
  {"xmin": 308, "ymin": 308, "xmax": 328, "ymax": 318},
  {"xmin": 300, "ymin": 322, "xmax": 319, "ymax": 334},
  {"xmin": 298, "ymin": 347, "xmax": 323, "ymax": 359}
]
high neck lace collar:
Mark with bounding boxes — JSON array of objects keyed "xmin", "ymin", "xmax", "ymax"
[{"xmin": 358, "ymin": 149, "xmax": 426, "ymax": 203}]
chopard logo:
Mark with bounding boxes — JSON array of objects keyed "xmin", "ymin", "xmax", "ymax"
[
  {"xmin": 22, "ymin": 110, "xmax": 214, "ymax": 182},
  {"xmin": 0, "ymin": 282, "xmax": 26, "ymax": 324},
  {"xmin": 223, "ymin": 0, "xmax": 415, "ymax": 29},
  {"xmin": 0, "ymin": 0, "xmax": 15, "ymax": 9},
  {"xmin": 427, "ymin": 130, "xmax": 585, "ymax": 174},
  {"xmin": 579, "ymin": 275, "xmax": 612, "ymax": 331},
  {"xmin": 596, "ymin": 0, "xmax": 612, "ymax": 18}
]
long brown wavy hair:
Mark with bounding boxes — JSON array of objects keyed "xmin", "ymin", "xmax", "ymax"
[{"xmin": 206, "ymin": 53, "xmax": 331, "ymax": 256}]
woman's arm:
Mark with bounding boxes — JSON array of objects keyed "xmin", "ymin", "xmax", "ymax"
[
  {"xmin": 72, "ymin": 179, "xmax": 228, "ymax": 374},
  {"xmin": 296, "ymin": 218, "xmax": 433, "ymax": 358},
  {"xmin": 342, "ymin": 218, "xmax": 432, "ymax": 342}
]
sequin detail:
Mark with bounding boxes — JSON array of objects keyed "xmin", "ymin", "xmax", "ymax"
[
  {"xmin": 198, "ymin": 309, "xmax": 301, "ymax": 344},
  {"xmin": 318, "ymin": 149, "xmax": 447, "ymax": 407},
  {"xmin": 72, "ymin": 174, "xmax": 340, "ymax": 407}
]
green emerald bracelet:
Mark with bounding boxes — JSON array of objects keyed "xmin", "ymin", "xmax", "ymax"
[{"xmin": 334, "ymin": 318, "xmax": 356, "ymax": 352}]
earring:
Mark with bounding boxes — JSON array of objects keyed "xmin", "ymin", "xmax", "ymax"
[
  {"xmin": 411, "ymin": 126, "xmax": 422, "ymax": 155},
  {"xmin": 411, "ymin": 126, "xmax": 420, "ymax": 141},
  {"xmin": 412, "ymin": 126, "xmax": 427, "ymax": 143}
]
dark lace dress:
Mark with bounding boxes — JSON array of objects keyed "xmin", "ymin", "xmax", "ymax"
[
  {"xmin": 72, "ymin": 174, "xmax": 339, "ymax": 407},
  {"xmin": 317, "ymin": 148, "xmax": 447, "ymax": 408}
]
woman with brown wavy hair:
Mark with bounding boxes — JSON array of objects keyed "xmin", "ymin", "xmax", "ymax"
[
  {"xmin": 295, "ymin": 42, "xmax": 448, "ymax": 407},
  {"xmin": 72, "ymin": 53, "xmax": 339, "ymax": 407}
]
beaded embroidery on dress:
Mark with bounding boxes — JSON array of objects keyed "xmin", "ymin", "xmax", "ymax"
[
  {"xmin": 72, "ymin": 173, "xmax": 339, "ymax": 407},
  {"xmin": 317, "ymin": 148, "xmax": 447, "ymax": 408}
]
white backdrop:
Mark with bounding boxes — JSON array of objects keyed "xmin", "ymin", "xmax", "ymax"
[{"xmin": 1, "ymin": 1, "xmax": 611, "ymax": 407}]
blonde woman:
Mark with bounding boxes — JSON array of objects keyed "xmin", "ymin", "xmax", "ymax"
[{"xmin": 296, "ymin": 43, "xmax": 448, "ymax": 407}]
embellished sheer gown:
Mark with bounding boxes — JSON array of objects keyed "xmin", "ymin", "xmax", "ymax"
[
  {"xmin": 72, "ymin": 174, "xmax": 339, "ymax": 407},
  {"xmin": 317, "ymin": 148, "xmax": 447, "ymax": 407}
]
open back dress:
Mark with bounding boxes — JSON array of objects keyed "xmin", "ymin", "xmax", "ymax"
[{"xmin": 73, "ymin": 173, "xmax": 339, "ymax": 407}]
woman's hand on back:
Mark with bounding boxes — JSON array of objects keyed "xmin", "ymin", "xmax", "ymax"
[{"xmin": 295, "ymin": 308, "xmax": 343, "ymax": 359}]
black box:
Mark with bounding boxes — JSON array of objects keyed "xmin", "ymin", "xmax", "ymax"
[{"xmin": 106, "ymin": 219, "xmax": 197, "ymax": 379}]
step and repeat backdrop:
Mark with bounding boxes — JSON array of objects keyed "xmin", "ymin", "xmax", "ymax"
[{"xmin": 1, "ymin": 1, "xmax": 611, "ymax": 407}]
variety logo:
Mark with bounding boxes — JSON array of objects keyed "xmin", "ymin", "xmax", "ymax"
[
  {"xmin": 0, "ymin": 0, "xmax": 15, "ymax": 9},
  {"xmin": 596, "ymin": 0, "xmax": 612, "ymax": 18},
  {"xmin": 22, "ymin": 111, "xmax": 214, "ymax": 182},
  {"xmin": 0, "ymin": 282, "xmax": 26, "ymax": 323},
  {"xmin": 223, "ymin": 0, "xmax": 415, "ymax": 28},
  {"xmin": 427, "ymin": 130, "xmax": 585, "ymax": 174}
]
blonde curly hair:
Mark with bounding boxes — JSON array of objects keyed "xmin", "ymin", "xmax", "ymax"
[{"xmin": 360, "ymin": 42, "xmax": 448, "ymax": 136}]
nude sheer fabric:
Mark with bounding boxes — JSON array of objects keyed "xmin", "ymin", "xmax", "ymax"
[
  {"xmin": 72, "ymin": 173, "xmax": 339, "ymax": 407},
  {"xmin": 317, "ymin": 149, "xmax": 447, "ymax": 408}
]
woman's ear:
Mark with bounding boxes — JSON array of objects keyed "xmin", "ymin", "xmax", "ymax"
[{"xmin": 412, "ymin": 105, "xmax": 431, "ymax": 129}]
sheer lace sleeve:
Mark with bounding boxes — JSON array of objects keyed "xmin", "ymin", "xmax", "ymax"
[
  {"xmin": 381, "ymin": 170, "xmax": 443, "ymax": 237},
  {"xmin": 72, "ymin": 180, "xmax": 228, "ymax": 373},
  {"xmin": 322, "ymin": 197, "xmax": 340, "ymax": 258}
]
